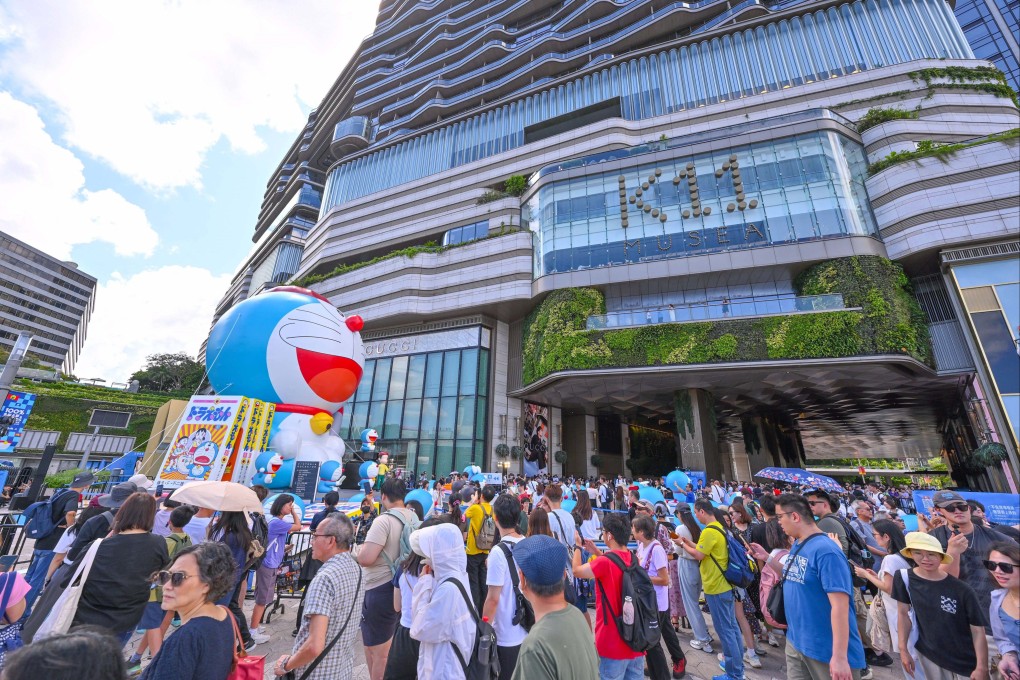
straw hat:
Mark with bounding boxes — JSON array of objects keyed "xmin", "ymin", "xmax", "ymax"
[{"xmin": 900, "ymin": 531, "xmax": 953, "ymax": 564}]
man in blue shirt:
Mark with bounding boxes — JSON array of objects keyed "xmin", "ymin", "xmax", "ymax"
[{"xmin": 776, "ymin": 494, "xmax": 866, "ymax": 680}]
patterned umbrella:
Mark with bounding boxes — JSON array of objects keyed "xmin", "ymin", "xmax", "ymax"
[{"xmin": 753, "ymin": 467, "xmax": 844, "ymax": 493}]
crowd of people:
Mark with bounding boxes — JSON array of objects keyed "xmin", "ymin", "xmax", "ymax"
[{"xmin": 0, "ymin": 469, "xmax": 1017, "ymax": 680}]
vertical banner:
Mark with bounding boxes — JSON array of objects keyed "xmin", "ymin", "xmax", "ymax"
[
  {"xmin": 0, "ymin": 391, "xmax": 36, "ymax": 454},
  {"xmin": 154, "ymin": 397, "xmax": 246, "ymax": 490},
  {"xmin": 522, "ymin": 402, "xmax": 549, "ymax": 477}
]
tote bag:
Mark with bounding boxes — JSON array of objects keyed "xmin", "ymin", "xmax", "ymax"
[
  {"xmin": 27, "ymin": 538, "xmax": 103, "ymax": 643},
  {"xmin": 0, "ymin": 573, "xmax": 25, "ymax": 670},
  {"xmin": 223, "ymin": 606, "xmax": 265, "ymax": 680}
]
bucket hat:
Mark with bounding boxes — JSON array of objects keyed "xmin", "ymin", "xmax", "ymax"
[
  {"xmin": 97, "ymin": 481, "xmax": 138, "ymax": 508},
  {"xmin": 901, "ymin": 531, "xmax": 953, "ymax": 564}
]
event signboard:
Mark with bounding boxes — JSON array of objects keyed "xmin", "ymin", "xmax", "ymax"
[
  {"xmin": 0, "ymin": 391, "xmax": 36, "ymax": 454},
  {"xmin": 522, "ymin": 402, "xmax": 549, "ymax": 477},
  {"xmin": 912, "ymin": 489, "xmax": 1020, "ymax": 526}
]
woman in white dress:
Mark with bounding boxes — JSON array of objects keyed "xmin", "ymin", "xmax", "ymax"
[{"xmin": 853, "ymin": 519, "xmax": 910, "ymax": 655}]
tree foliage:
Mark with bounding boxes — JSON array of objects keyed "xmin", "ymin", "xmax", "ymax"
[{"xmin": 130, "ymin": 352, "xmax": 204, "ymax": 393}]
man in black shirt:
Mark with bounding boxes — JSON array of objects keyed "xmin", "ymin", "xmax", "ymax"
[{"xmin": 24, "ymin": 471, "xmax": 94, "ymax": 609}]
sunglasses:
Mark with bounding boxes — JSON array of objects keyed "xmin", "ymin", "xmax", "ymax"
[
  {"xmin": 151, "ymin": 570, "xmax": 196, "ymax": 587},
  {"xmin": 983, "ymin": 560, "xmax": 1017, "ymax": 574},
  {"xmin": 941, "ymin": 503, "xmax": 969, "ymax": 513}
]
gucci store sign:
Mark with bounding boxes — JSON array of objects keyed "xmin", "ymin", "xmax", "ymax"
[{"xmin": 364, "ymin": 326, "xmax": 489, "ymax": 358}]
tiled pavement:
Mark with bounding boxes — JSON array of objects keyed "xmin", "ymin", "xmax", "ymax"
[{"xmin": 127, "ymin": 596, "xmax": 902, "ymax": 680}]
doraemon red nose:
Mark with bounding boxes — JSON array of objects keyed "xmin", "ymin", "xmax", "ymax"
[{"xmin": 296, "ymin": 347, "xmax": 364, "ymax": 404}]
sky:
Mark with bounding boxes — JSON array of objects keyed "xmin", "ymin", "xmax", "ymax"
[{"xmin": 0, "ymin": 1, "xmax": 378, "ymax": 382}]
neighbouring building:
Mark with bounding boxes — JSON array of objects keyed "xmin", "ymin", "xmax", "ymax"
[
  {"xmin": 212, "ymin": 0, "xmax": 1020, "ymax": 490},
  {"xmin": 0, "ymin": 230, "xmax": 97, "ymax": 374}
]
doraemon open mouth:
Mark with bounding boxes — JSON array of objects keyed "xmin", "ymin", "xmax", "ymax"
[
  {"xmin": 296, "ymin": 348, "xmax": 364, "ymax": 403},
  {"xmin": 194, "ymin": 453, "xmax": 213, "ymax": 466}
]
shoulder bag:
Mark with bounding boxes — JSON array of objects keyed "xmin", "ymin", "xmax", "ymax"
[
  {"xmin": 223, "ymin": 605, "xmax": 264, "ymax": 680},
  {"xmin": 22, "ymin": 538, "xmax": 103, "ymax": 644},
  {"xmin": 0, "ymin": 573, "xmax": 25, "ymax": 670},
  {"xmin": 284, "ymin": 564, "xmax": 362, "ymax": 680},
  {"xmin": 765, "ymin": 532, "xmax": 822, "ymax": 626}
]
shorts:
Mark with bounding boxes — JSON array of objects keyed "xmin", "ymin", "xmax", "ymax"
[
  {"xmin": 254, "ymin": 564, "xmax": 278, "ymax": 605},
  {"xmin": 361, "ymin": 581, "xmax": 399, "ymax": 647},
  {"xmin": 138, "ymin": 601, "xmax": 166, "ymax": 630}
]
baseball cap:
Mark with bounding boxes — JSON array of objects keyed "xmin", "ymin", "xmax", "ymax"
[
  {"xmin": 70, "ymin": 471, "xmax": 96, "ymax": 488},
  {"xmin": 513, "ymin": 535, "xmax": 568, "ymax": 587},
  {"xmin": 932, "ymin": 490, "xmax": 966, "ymax": 508},
  {"xmin": 128, "ymin": 474, "xmax": 153, "ymax": 491},
  {"xmin": 634, "ymin": 499, "xmax": 655, "ymax": 513},
  {"xmin": 675, "ymin": 502, "xmax": 692, "ymax": 514}
]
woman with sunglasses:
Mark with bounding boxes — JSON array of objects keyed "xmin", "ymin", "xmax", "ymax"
[
  {"xmin": 987, "ymin": 541, "xmax": 1020, "ymax": 680},
  {"xmin": 140, "ymin": 542, "xmax": 238, "ymax": 680}
]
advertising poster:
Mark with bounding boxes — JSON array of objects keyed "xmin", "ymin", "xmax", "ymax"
[
  {"xmin": 522, "ymin": 402, "xmax": 549, "ymax": 477},
  {"xmin": 154, "ymin": 397, "xmax": 248, "ymax": 489},
  {"xmin": 913, "ymin": 489, "xmax": 1020, "ymax": 525},
  {"xmin": 0, "ymin": 390, "xmax": 36, "ymax": 454}
]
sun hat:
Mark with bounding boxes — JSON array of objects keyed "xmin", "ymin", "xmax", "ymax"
[
  {"xmin": 97, "ymin": 481, "xmax": 139, "ymax": 509},
  {"xmin": 128, "ymin": 474, "xmax": 153, "ymax": 490},
  {"xmin": 931, "ymin": 489, "xmax": 966, "ymax": 508},
  {"xmin": 900, "ymin": 531, "xmax": 953, "ymax": 564},
  {"xmin": 513, "ymin": 535, "xmax": 568, "ymax": 587}
]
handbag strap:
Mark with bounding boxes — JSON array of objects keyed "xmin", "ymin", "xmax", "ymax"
[
  {"xmin": 69, "ymin": 538, "xmax": 104, "ymax": 588},
  {"xmin": 297, "ymin": 559, "xmax": 363, "ymax": 680},
  {"xmin": 221, "ymin": 604, "xmax": 248, "ymax": 667},
  {"xmin": 0, "ymin": 573, "xmax": 16, "ymax": 625}
]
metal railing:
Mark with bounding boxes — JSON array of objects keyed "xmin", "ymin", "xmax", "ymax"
[{"xmin": 587, "ymin": 294, "xmax": 846, "ymax": 330}]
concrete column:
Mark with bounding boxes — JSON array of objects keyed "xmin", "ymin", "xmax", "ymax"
[
  {"xmin": 743, "ymin": 417, "xmax": 773, "ymax": 477},
  {"xmin": 621, "ymin": 419, "xmax": 631, "ymax": 477},
  {"xmin": 584, "ymin": 415, "xmax": 597, "ymax": 478},
  {"xmin": 673, "ymin": 389, "xmax": 723, "ymax": 480}
]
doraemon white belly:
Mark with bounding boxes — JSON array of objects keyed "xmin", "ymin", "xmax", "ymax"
[{"xmin": 268, "ymin": 411, "xmax": 345, "ymax": 466}]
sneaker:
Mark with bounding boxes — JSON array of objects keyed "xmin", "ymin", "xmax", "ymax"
[
  {"xmin": 767, "ymin": 631, "xmax": 781, "ymax": 647},
  {"xmin": 126, "ymin": 656, "xmax": 142, "ymax": 676},
  {"xmin": 744, "ymin": 650, "xmax": 763, "ymax": 669},
  {"xmin": 249, "ymin": 629, "xmax": 271, "ymax": 644},
  {"xmin": 689, "ymin": 639, "xmax": 714, "ymax": 654},
  {"xmin": 861, "ymin": 666, "xmax": 874, "ymax": 680},
  {"xmin": 672, "ymin": 658, "xmax": 686, "ymax": 679},
  {"xmin": 754, "ymin": 643, "xmax": 768, "ymax": 656},
  {"xmin": 866, "ymin": 650, "xmax": 894, "ymax": 667},
  {"xmin": 243, "ymin": 640, "xmax": 256, "ymax": 653}
]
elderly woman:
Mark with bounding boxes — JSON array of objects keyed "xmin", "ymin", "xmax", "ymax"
[
  {"xmin": 139, "ymin": 542, "xmax": 237, "ymax": 680},
  {"xmin": 409, "ymin": 523, "xmax": 475, "ymax": 679}
]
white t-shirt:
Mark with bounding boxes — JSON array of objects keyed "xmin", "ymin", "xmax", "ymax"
[
  {"xmin": 877, "ymin": 552, "xmax": 910, "ymax": 652},
  {"xmin": 485, "ymin": 536, "xmax": 527, "ymax": 647},
  {"xmin": 586, "ymin": 487, "xmax": 597, "ymax": 502},
  {"xmin": 677, "ymin": 525, "xmax": 699, "ymax": 561},
  {"xmin": 53, "ymin": 527, "xmax": 76, "ymax": 554},
  {"xmin": 578, "ymin": 514, "xmax": 600, "ymax": 541},
  {"xmin": 398, "ymin": 569, "xmax": 419, "ymax": 628},
  {"xmin": 549, "ymin": 508, "xmax": 576, "ymax": 549},
  {"xmin": 637, "ymin": 540, "xmax": 669, "ymax": 611},
  {"xmin": 185, "ymin": 516, "xmax": 212, "ymax": 544}
]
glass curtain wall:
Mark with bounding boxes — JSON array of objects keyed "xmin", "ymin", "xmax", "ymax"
[
  {"xmin": 338, "ymin": 347, "xmax": 490, "ymax": 475},
  {"xmin": 525, "ymin": 129, "xmax": 877, "ymax": 276},
  {"xmin": 322, "ymin": 0, "xmax": 971, "ymax": 211}
]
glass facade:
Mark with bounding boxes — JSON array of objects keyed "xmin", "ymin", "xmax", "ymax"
[
  {"xmin": 337, "ymin": 331, "xmax": 490, "ymax": 475},
  {"xmin": 952, "ymin": 256, "xmax": 1020, "ymax": 443},
  {"xmin": 955, "ymin": 0, "xmax": 1020, "ymax": 91},
  {"xmin": 321, "ymin": 0, "xmax": 971, "ymax": 212},
  {"xmin": 524, "ymin": 129, "xmax": 877, "ymax": 276}
]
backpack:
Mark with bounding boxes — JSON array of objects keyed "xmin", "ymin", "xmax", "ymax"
[
  {"xmin": 247, "ymin": 512, "xmax": 269, "ymax": 569},
  {"xmin": 381, "ymin": 510, "xmax": 421, "ymax": 577},
  {"xmin": 758, "ymin": 548, "xmax": 789, "ymax": 629},
  {"xmin": 704, "ymin": 525, "xmax": 757, "ymax": 589},
  {"xmin": 830, "ymin": 514, "xmax": 871, "ymax": 586},
  {"xmin": 474, "ymin": 506, "xmax": 497, "ymax": 551},
  {"xmin": 594, "ymin": 551, "xmax": 661, "ymax": 653},
  {"xmin": 23, "ymin": 489, "xmax": 76, "ymax": 541},
  {"xmin": 497, "ymin": 542, "xmax": 535, "ymax": 631},
  {"xmin": 444, "ymin": 577, "xmax": 500, "ymax": 680}
]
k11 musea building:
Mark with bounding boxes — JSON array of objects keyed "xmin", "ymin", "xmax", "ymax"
[{"xmin": 212, "ymin": 0, "xmax": 1020, "ymax": 489}]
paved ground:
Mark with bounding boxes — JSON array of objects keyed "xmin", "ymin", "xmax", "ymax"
[{"xmin": 125, "ymin": 593, "xmax": 901, "ymax": 680}]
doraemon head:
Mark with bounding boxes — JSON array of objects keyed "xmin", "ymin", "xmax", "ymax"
[
  {"xmin": 206, "ymin": 287, "xmax": 366, "ymax": 412},
  {"xmin": 360, "ymin": 428, "xmax": 378, "ymax": 451},
  {"xmin": 359, "ymin": 461, "xmax": 379, "ymax": 480},
  {"xmin": 192, "ymin": 441, "xmax": 218, "ymax": 468}
]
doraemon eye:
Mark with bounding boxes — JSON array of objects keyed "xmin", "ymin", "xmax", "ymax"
[{"xmin": 278, "ymin": 305, "xmax": 352, "ymax": 355}]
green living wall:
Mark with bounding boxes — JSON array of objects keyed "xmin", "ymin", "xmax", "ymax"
[{"xmin": 521, "ymin": 255, "xmax": 931, "ymax": 385}]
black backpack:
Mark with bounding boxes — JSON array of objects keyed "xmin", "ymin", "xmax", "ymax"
[
  {"xmin": 497, "ymin": 542, "xmax": 535, "ymax": 631},
  {"xmin": 830, "ymin": 514, "xmax": 871, "ymax": 586},
  {"xmin": 443, "ymin": 578, "xmax": 500, "ymax": 680},
  {"xmin": 595, "ymin": 551, "xmax": 661, "ymax": 652}
]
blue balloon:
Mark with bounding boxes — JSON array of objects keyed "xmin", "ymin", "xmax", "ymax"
[
  {"xmin": 406, "ymin": 489, "xmax": 435, "ymax": 518},
  {"xmin": 470, "ymin": 473, "xmax": 486, "ymax": 484},
  {"xmin": 464, "ymin": 464, "xmax": 482, "ymax": 476},
  {"xmin": 665, "ymin": 470, "xmax": 691, "ymax": 493},
  {"xmin": 638, "ymin": 486, "xmax": 665, "ymax": 504},
  {"xmin": 349, "ymin": 492, "xmax": 365, "ymax": 504},
  {"xmin": 562, "ymin": 499, "xmax": 577, "ymax": 512},
  {"xmin": 262, "ymin": 494, "xmax": 306, "ymax": 518}
]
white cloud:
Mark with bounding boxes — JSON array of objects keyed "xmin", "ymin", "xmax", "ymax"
[
  {"xmin": 0, "ymin": 1, "xmax": 377, "ymax": 191},
  {"xmin": 74, "ymin": 265, "xmax": 232, "ymax": 382},
  {"xmin": 0, "ymin": 91, "xmax": 158, "ymax": 259}
]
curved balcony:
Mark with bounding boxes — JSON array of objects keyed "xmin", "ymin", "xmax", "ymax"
[{"xmin": 330, "ymin": 116, "xmax": 371, "ymax": 157}]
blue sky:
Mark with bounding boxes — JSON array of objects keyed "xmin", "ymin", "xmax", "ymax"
[{"xmin": 0, "ymin": 1, "xmax": 377, "ymax": 381}]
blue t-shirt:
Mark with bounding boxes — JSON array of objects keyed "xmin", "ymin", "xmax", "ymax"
[
  {"xmin": 262, "ymin": 517, "xmax": 292, "ymax": 569},
  {"xmin": 783, "ymin": 533, "xmax": 866, "ymax": 668},
  {"xmin": 139, "ymin": 613, "xmax": 234, "ymax": 680}
]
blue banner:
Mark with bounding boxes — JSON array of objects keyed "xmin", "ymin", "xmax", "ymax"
[
  {"xmin": 0, "ymin": 390, "xmax": 36, "ymax": 454},
  {"xmin": 913, "ymin": 489, "xmax": 1020, "ymax": 526}
]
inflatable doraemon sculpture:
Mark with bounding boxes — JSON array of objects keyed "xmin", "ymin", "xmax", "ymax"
[{"xmin": 205, "ymin": 286, "xmax": 365, "ymax": 494}]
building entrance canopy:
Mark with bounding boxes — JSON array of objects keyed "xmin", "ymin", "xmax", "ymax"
[{"xmin": 512, "ymin": 355, "xmax": 959, "ymax": 460}]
